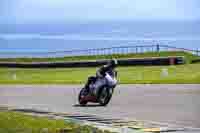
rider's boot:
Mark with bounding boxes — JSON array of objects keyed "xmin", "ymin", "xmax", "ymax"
[
  {"xmin": 84, "ymin": 81, "xmax": 90, "ymax": 91},
  {"xmin": 84, "ymin": 76, "xmax": 96, "ymax": 93},
  {"xmin": 84, "ymin": 78, "xmax": 92, "ymax": 93}
]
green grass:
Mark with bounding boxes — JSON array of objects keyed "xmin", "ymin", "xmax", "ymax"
[
  {"xmin": 0, "ymin": 51, "xmax": 199, "ymax": 84},
  {"xmin": 0, "ymin": 63, "xmax": 200, "ymax": 84},
  {"xmin": 1, "ymin": 51, "xmax": 199, "ymax": 63},
  {"xmin": 0, "ymin": 111, "xmax": 112, "ymax": 133}
]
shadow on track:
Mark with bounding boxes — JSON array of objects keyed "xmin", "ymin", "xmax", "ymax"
[{"xmin": 73, "ymin": 104, "xmax": 103, "ymax": 107}]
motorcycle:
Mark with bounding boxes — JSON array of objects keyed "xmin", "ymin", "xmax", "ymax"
[{"xmin": 78, "ymin": 72, "xmax": 117, "ymax": 106}]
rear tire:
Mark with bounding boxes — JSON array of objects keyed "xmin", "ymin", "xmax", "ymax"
[{"xmin": 78, "ymin": 88, "xmax": 88, "ymax": 106}]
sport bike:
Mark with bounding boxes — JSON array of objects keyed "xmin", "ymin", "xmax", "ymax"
[{"xmin": 78, "ymin": 72, "xmax": 117, "ymax": 106}]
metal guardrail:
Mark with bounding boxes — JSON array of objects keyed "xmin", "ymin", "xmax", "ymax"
[
  {"xmin": 159, "ymin": 45, "xmax": 200, "ymax": 56},
  {"xmin": 0, "ymin": 44, "xmax": 199, "ymax": 58}
]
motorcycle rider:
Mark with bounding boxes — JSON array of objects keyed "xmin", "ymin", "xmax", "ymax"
[{"xmin": 84, "ymin": 59, "xmax": 118, "ymax": 91}]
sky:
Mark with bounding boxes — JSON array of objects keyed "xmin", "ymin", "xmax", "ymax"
[
  {"xmin": 0, "ymin": 0, "xmax": 200, "ymax": 24},
  {"xmin": 0, "ymin": 0, "xmax": 200, "ymax": 53}
]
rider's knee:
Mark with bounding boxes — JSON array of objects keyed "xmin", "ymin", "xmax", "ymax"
[{"xmin": 88, "ymin": 76, "xmax": 96, "ymax": 82}]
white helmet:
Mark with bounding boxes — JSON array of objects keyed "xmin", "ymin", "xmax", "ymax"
[{"xmin": 109, "ymin": 59, "xmax": 118, "ymax": 68}]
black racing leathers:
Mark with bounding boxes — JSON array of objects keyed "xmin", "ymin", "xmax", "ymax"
[
  {"xmin": 96, "ymin": 65, "xmax": 117, "ymax": 78},
  {"xmin": 84, "ymin": 65, "xmax": 117, "ymax": 90}
]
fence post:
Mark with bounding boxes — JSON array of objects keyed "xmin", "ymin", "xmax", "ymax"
[
  {"xmin": 156, "ymin": 44, "xmax": 160, "ymax": 52},
  {"xmin": 140, "ymin": 46, "xmax": 143, "ymax": 53},
  {"xmin": 136, "ymin": 46, "xmax": 138, "ymax": 53}
]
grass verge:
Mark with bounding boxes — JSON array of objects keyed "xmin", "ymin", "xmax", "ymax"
[
  {"xmin": 0, "ymin": 63, "xmax": 200, "ymax": 84},
  {"xmin": 0, "ymin": 111, "xmax": 113, "ymax": 133}
]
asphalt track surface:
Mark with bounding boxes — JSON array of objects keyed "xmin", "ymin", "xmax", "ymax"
[{"xmin": 0, "ymin": 84, "xmax": 200, "ymax": 129}]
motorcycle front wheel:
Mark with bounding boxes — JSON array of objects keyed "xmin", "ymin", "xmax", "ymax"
[{"xmin": 98, "ymin": 87, "xmax": 113, "ymax": 106}]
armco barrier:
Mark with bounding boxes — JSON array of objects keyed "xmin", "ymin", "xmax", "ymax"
[
  {"xmin": 0, "ymin": 56, "xmax": 185, "ymax": 68},
  {"xmin": 191, "ymin": 59, "xmax": 200, "ymax": 64}
]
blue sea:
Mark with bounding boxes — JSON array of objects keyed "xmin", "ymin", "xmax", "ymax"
[{"xmin": 0, "ymin": 20, "xmax": 200, "ymax": 57}]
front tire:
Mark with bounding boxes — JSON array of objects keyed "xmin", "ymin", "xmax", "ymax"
[{"xmin": 98, "ymin": 87, "xmax": 113, "ymax": 106}]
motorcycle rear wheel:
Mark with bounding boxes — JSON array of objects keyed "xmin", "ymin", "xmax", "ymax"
[{"xmin": 78, "ymin": 88, "xmax": 88, "ymax": 106}]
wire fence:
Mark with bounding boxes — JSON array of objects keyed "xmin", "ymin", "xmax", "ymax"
[{"xmin": 0, "ymin": 44, "xmax": 199, "ymax": 58}]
